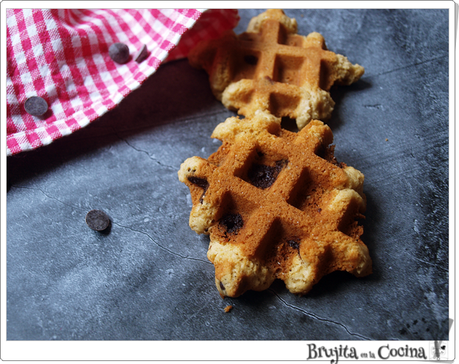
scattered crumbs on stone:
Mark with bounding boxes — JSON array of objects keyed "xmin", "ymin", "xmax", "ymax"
[
  {"xmin": 224, "ymin": 305, "xmax": 233, "ymax": 313},
  {"xmin": 385, "ymin": 138, "xmax": 389, "ymax": 141}
]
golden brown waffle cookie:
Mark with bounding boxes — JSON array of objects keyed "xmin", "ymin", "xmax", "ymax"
[
  {"xmin": 178, "ymin": 113, "xmax": 372, "ymax": 297},
  {"xmin": 188, "ymin": 9, "xmax": 364, "ymax": 130}
]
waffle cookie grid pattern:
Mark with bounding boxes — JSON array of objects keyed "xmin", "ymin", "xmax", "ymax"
[
  {"xmin": 188, "ymin": 9, "xmax": 365, "ymax": 130},
  {"xmin": 178, "ymin": 114, "xmax": 372, "ymax": 297}
]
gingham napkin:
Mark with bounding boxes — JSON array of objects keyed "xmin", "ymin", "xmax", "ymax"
[{"xmin": 6, "ymin": 9, "xmax": 239, "ymax": 156}]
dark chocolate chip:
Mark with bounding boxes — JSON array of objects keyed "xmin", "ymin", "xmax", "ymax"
[
  {"xmin": 187, "ymin": 176, "xmax": 209, "ymax": 190},
  {"xmin": 248, "ymin": 164, "xmax": 276, "ymax": 189},
  {"xmin": 85, "ymin": 209, "xmax": 111, "ymax": 231},
  {"xmin": 219, "ymin": 213, "xmax": 243, "ymax": 234},
  {"xmin": 244, "ymin": 54, "xmax": 258, "ymax": 65},
  {"xmin": 24, "ymin": 96, "xmax": 48, "ymax": 116},
  {"xmin": 248, "ymin": 159, "xmax": 287, "ymax": 189},
  {"xmin": 135, "ymin": 44, "xmax": 149, "ymax": 63},
  {"xmin": 219, "ymin": 281, "xmax": 225, "ymax": 291},
  {"xmin": 187, "ymin": 176, "xmax": 209, "ymax": 203},
  {"xmin": 288, "ymin": 240, "xmax": 300, "ymax": 250},
  {"xmin": 109, "ymin": 43, "xmax": 130, "ymax": 64}
]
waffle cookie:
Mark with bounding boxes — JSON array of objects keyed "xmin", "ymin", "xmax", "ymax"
[
  {"xmin": 178, "ymin": 113, "xmax": 372, "ymax": 297},
  {"xmin": 188, "ymin": 9, "xmax": 365, "ymax": 130}
]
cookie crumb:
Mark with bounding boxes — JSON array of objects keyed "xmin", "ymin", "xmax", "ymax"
[
  {"xmin": 224, "ymin": 305, "xmax": 233, "ymax": 313},
  {"xmin": 385, "ymin": 138, "xmax": 388, "ymax": 141}
]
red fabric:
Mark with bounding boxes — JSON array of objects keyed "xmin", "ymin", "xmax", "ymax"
[{"xmin": 6, "ymin": 9, "xmax": 239, "ymax": 156}]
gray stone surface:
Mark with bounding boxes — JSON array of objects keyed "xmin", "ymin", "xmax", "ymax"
[{"xmin": 7, "ymin": 9, "xmax": 449, "ymax": 341}]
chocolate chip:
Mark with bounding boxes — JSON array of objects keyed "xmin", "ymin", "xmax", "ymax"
[
  {"xmin": 219, "ymin": 281, "xmax": 225, "ymax": 291},
  {"xmin": 219, "ymin": 213, "xmax": 243, "ymax": 234},
  {"xmin": 187, "ymin": 176, "xmax": 209, "ymax": 190},
  {"xmin": 135, "ymin": 44, "xmax": 149, "ymax": 63},
  {"xmin": 24, "ymin": 96, "xmax": 48, "ymax": 116},
  {"xmin": 85, "ymin": 210, "xmax": 110, "ymax": 231},
  {"xmin": 248, "ymin": 160, "xmax": 287, "ymax": 189},
  {"xmin": 109, "ymin": 43, "xmax": 130, "ymax": 64},
  {"xmin": 187, "ymin": 176, "xmax": 209, "ymax": 203},
  {"xmin": 288, "ymin": 240, "xmax": 300, "ymax": 250}
]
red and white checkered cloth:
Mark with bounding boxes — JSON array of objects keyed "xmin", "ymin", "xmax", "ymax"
[{"xmin": 6, "ymin": 9, "xmax": 239, "ymax": 156}]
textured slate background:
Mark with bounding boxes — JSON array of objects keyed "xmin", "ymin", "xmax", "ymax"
[{"xmin": 7, "ymin": 9, "xmax": 449, "ymax": 341}]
